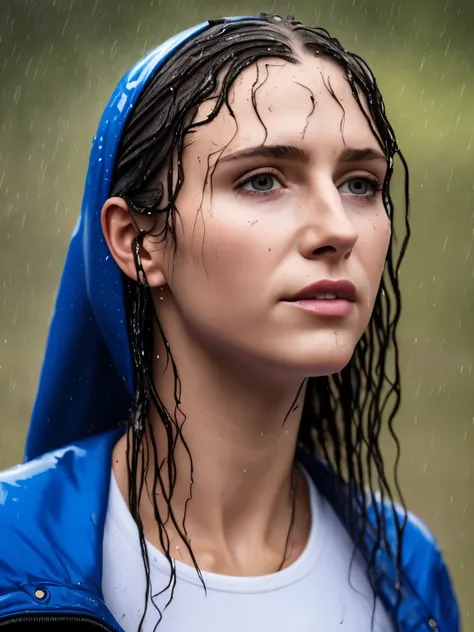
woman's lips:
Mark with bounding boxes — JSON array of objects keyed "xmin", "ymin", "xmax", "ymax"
[
  {"xmin": 286, "ymin": 298, "xmax": 354, "ymax": 317},
  {"xmin": 283, "ymin": 279, "xmax": 357, "ymax": 316}
]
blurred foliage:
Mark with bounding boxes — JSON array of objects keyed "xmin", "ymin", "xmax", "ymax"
[{"xmin": 0, "ymin": 0, "xmax": 473, "ymax": 627}]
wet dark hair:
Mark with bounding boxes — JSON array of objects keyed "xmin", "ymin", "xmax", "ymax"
[{"xmin": 110, "ymin": 12, "xmax": 410, "ymax": 630}]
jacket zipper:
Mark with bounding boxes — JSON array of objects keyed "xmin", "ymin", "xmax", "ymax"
[
  {"xmin": 0, "ymin": 613, "xmax": 440, "ymax": 632},
  {"xmin": 0, "ymin": 614, "xmax": 115, "ymax": 630}
]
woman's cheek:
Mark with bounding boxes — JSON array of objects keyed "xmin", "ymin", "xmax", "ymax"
[{"xmin": 355, "ymin": 205, "xmax": 390, "ymax": 245}]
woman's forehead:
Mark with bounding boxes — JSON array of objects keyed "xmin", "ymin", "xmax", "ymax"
[{"xmin": 188, "ymin": 55, "xmax": 378, "ymax": 163}]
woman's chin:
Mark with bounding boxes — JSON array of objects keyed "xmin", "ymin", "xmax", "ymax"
[{"xmin": 277, "ymin": 333, "xmax": 358, "ymax": 378}]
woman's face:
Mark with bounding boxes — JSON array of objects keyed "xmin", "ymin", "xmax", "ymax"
[{"xmin": 146, "ymin": 55, "xmax": 390, "ymax": 378}]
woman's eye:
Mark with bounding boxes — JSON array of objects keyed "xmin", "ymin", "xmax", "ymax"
[
  {"xmin": 240, "ymin": 174, "xmax": 282, "ymax": 193},
  {"xmin": 338, "ymin": 177, "xmax": 377, "ymax": 196}
]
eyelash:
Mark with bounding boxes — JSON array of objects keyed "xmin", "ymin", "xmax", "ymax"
[
  {"xmin": 341, "ymin": 174, "xmax": 384, "ymax": 202},
  {"xmin": 235, "ymin": 169, "xmax": 384, "ymax": 201},
  {"xmin": 235, "ymin": 168, "xmax": 282, "ymax": 197}
]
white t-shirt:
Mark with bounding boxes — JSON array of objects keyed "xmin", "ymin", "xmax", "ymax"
[{"xmin": 102, "ymin": 469, "xmax": 394, "ymax": 632}]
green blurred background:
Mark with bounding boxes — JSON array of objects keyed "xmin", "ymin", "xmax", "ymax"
[{"xmin": 0, "ymin": 0, "xmax": 472, "ymax": 626}]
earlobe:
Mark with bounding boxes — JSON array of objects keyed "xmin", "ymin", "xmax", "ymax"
[{"xmin": 101, "ymin": 196, "xmax": 167, "ymax": 287}]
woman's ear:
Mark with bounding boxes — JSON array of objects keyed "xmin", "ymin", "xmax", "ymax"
[{"xmin": 101, "ymin": 196, "xmax": 167, "ymax": 288}]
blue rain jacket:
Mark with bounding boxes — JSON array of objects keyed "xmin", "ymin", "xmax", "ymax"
[{"xmin": 0, "ymin": 17, "xmax": 460, "ymax": 632}]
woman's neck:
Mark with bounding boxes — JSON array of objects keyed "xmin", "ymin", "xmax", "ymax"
[{"xmin": 113, "ymin": 336, "xmax": 311, "ymax": 576}]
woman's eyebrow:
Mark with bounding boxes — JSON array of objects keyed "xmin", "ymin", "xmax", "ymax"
[
  {"xmin": 217, "ymin": 144, "xmax": 387, "ymax": 166},
  {"xmin": 339, "ymin": 147, "xmax": 387, "ymax": 164},
  {"xmin": 218, "ymin": 144, "xmax": 311, "ymax": 164}
]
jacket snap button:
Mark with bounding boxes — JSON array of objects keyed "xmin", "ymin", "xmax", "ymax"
[{"xmin": 34, "ymin": 589, "xmax": 46, "ymax": 601}]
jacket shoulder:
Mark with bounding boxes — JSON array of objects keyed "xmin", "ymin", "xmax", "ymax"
[
  {"xmin": 0, "ymin": 432, "xmax": 117, "ymax": 595},
  {"xmin": 0, "ymin": 442, "xmax": 89, "ymax": 535},
  {"xmin": 373, "ymin": 499, "xmax": 460, "ymax": 631}
]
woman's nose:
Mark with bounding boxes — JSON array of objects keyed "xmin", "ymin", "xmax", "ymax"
[{"xmin": 298, "ymin": 188, "xmax": 358, "ymax": 262}]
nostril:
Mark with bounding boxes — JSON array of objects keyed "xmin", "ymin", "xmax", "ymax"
[{"xmin": 312, "ymin": 245, "xmax": 337, "ymax": 255}]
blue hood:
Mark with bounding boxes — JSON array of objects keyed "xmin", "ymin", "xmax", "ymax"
[{"xmin": 26, "ymin": 19, "xmax": 252, "ymax": 461}]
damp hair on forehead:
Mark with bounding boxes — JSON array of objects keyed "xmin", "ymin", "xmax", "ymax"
[{"xmin": 110, "ymin": 12, "xmax": 410, "ymax": 630}]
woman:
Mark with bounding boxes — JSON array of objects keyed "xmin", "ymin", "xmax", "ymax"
[{"xmin": 0, "ymin": 13, "xmax": 459, "ymax": 632}]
